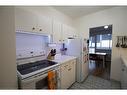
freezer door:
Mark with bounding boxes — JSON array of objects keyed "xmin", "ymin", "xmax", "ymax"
[
  {"xmin": 80, "ymin": 38, "xmax": 89, "ymax": 82},
  {"xmin": 82, "ymin": 38, "xmax": 88, "ymax": 53},
  {"xmin": 66, "ymin": 39, "xmax": 82, "ymax": 57},
  {"xmin": 66, "ymin": 38, "xmax": 89, "ymax": 82},
  {"xmin": 80, "ymin": 53, "xmax": 89, "ymax": 82}
]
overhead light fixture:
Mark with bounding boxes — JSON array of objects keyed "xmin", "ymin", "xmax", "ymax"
[{"xmin": 104, "ymin": 25, "xmax": 108, "ymax": 29}]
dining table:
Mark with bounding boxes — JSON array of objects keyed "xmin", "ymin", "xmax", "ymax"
[{"xmin": 89, "ymin": 52, "xmax": 106, "ymax": 68}]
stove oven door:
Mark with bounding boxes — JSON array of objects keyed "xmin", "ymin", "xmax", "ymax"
[
  {"xmin": 21, "ymin": 72, "xmax": 48, "ymax": 89},
  {"xmin": 20, "ymin": 69, "xmax": 59, "ymax": 89}
]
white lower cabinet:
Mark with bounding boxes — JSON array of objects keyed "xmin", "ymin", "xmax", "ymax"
[
  {"xmin": 121, "ymin": 63, "xmax": 127, "ymax": 89},
  {"xmin": 60, "ymin": 59, "xmax": 76, "ymax": 89}
]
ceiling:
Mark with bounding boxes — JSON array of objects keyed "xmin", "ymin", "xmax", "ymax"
[{"xmin": 53, "ymin": 6, "xmax": 114, "ymax": 19}]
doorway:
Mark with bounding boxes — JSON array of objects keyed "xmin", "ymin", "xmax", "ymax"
[{"xmin": 89, "ymin": 25, "xmax": 112, "ymax": 80}]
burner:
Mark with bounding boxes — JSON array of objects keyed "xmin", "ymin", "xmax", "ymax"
[{"xmin": 17, "ymin": 60, "xmax": 57, "ymax": 75}]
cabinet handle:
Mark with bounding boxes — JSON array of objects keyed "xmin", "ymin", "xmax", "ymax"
[
  {"xmin": 57, "ymin": 78, "xmax": 61, "ymax": 81},
  {"xmin": 32, "ymin": 27, "xmax": 35, "ymax": 30},
  {"xmin": 39, "ymin": 29, "xmax": 42, "ymax": 31},
  {"xmin": 122, "ymin": 69, "xmax": 125, "ymax": 71},
  {"xmin": 59, "ymin": 40, "xmax": 61, "ymax": 41},
  {"xmin": 64, "ymin": 65, "xmax": 68, "ymax": 68},
  {"xmin": 68, "ymin": 68, "xmax": 71, "ymax": 71}
]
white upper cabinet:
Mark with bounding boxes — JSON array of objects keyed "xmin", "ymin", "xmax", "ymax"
[
  {"xmin": 52, "ymin": 20, "xmax": 62, "ymax": 43},
  {"xmin": 62, "ymin": 24, "xmax": 69, "ymax": 42},
  {"xmin": 15, "ymin": 8, "xmax": 38, "ymax": 32},
  {"xmin": 37, "ymin": 15, "xmax": 52, "ymax": 34},
  {"xmin": 52, "ymin": 21, "xmax": 78, "ymax": 43},
  {"xmin": 15, "ymin": 8, "xmax": 78, "ymax": 39},
  {"xmin": 62, "ymin": 24, "xmax": 78, "ymax": 42},
  {"xmin": 15, "ymin": 8, "xmax": 52, "ymax": 34},
  {"xmin": 70, "ymin": 27, "xmax": 79, "ymax": 38}
]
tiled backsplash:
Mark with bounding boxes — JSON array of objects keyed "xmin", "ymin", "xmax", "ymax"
[
  {"xmin": 16, "ymin": 32, "xmax": 49, "ymax": 59},
  {"xmin": 16, "ymin": 32, "xmax": 63, "ymax": 64}
]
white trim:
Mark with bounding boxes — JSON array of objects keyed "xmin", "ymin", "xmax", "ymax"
[{"xmin": 16, "ymin": 30, "xmax": 50, "ymax": 37}]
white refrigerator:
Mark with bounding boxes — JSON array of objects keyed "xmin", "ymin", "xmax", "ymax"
[{"xmin": 65, "ymin": 38, "xmax": 89, "ymax": 82}]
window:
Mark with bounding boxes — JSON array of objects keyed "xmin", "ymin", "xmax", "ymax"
[
  {"xmin": 89, "ymin": 34, "xmax": 112, "ymax": 53},
  {"xmin": 96, "ymin": 34, "xmax": 112, "ymax": 49},
  {"xmin": 89, "ymin": 36, "xmax": 95, "ymax": 48},
  {"xmin": 89, "ymin": 25, "xmax": 112, "ymax": 54},
  {"xmin": 89, "ymin": 36, "xmax": 95, "ymax": 53}
]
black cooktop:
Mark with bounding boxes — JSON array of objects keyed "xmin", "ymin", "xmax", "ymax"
[{"xmin": 17, "ymin": 60, "xmax": 57, "ymax": 75}]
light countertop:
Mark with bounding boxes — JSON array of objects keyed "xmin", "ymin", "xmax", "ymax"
[{"xmin": 52, "ymin": 54, "xmax": 77, "ymax": 64}]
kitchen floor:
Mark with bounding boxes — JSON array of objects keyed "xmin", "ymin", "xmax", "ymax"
[
  {"xmin": 70, "ymin": 59, "xmax": 121, "ymax": 89},
  {"xmin": 69, "ymin": 75, "xmax": 121, "ymax": 89},
  {"xmin": 89, "ymin": 60, "xmax": 111, "ymax": 80}
]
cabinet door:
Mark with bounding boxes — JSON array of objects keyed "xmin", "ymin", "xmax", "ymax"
[
  {"xmin": 15, "ymin": 8, "xmax": 37, "ymax": 32},
  {"xmin": 62, "ymin": 24, "xmax": 70, "ymax": 42},
  {"xmin": 121, "ymin": 65, "xmax": 127, "ymax": 88},
  {"xmin": 52, "ymin": 20, "xmax": 62, "ymax": 43},
  {"xmin": 71, "ymin": 28, "xmax": 79, "ymax": 38},
  {"xmin": 60, "ymin": 62, "xmax": 70, "ymax": 89},
  {"xmin": 60, "ymin": 60, "xmax": 76, "ymax": 89},
  {"xmin": 62, "ymin": 24, "xmax": 78, "ymax": 42},
  {"xmin": 37, "ymin": 15, "xmax": 52, "ymax": 34},
  {"xmin": 68, "ymin": 60, "xmax": 76, "ymax": 86}
]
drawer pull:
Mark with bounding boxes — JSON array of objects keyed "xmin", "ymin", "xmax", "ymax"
[
  {"xmin": 32, "ymin": 27, "xmax": 35, "ymax": 30},
  {"xmin": 64, "ymin": 65, "xmax": 68, "ymax": 68},
  {"xmin": 39, "ymin": 29, "xmax": 42, "ymax": 31},
  {"xmin": 68, "ymin": 68, "xmax": 71, "ymax": 71},
  {"xmin": 122, "ymin": 69, "xmax": 125, "ymax": 71}
]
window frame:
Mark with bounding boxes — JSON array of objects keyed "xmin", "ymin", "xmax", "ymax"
[{"xmin": 96, "ymin": 34, "xmax": 112, "ymax": 50}]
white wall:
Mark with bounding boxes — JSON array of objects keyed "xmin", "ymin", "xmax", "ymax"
[
  {"xmin": 74, "ymin": 7, "xmax": 127, "ymax": 81},
  {"xmin": 15, "ymin": 6, "xmax": 73, "ymax": 27},
  {"xmin": 0, "ymin": 7, "xmax": 17, "ymax": 89}
]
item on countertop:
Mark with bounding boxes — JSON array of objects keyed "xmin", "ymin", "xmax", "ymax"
[
  {"xmin": 51, "ymin": 49, "xmax": 54, "ymax": 56},
  {"xmin": 47, "ymin": 52, "xmax": 52, "ymax": 60},
  {"xmin": 47, "ymin": 49, "xmax": 56, "ymax": 60},
  {"xmin": 53, "ymin": 49, "xmax": 56, "ymax": 56},
  {"xmin": 60, "ymin": 43, "xmax": 67, "ymax": 55},
  {"xmin": 51, "ymin": 49, "xmax": 56, "ymax": 56}
]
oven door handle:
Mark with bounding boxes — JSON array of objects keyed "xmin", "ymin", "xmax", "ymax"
[{"xmin": 22, "ymin": 73, "xmax": 48, "ymax": 83}]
